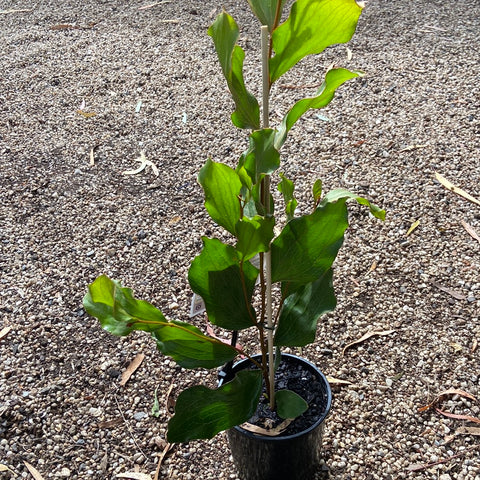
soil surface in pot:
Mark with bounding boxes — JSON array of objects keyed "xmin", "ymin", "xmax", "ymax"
[{"xmin": 239, "ymin": 356, "xmax": 330, "ymax": 436}]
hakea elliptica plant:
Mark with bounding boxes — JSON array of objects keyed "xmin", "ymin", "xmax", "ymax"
[{"xmin": 84, "ymin": 0, "xmax": 383, "ymax": 443}]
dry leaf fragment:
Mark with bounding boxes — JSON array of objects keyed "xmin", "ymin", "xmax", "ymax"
[
  {"xmin": 24, "ymin": 462, "xmax": 45, "ymax": 480},
  {"xmin": 342, "ymin": 329, "xmax": 395, "ymax": 355},
  {"xmin": 95, "ymin": 418, "xmax": 123, "ymax": 429},
  {"xmin": 431, "ymin": 282, "xmax": 466, "ymax": 300},
  {"xmin": 0, "ymin": 464, "xmax": 14, "ymax": 473},
  {"xmin": 471, "ymin": 338, "xmax": 478, "ymax": 353},
  {"xmin": 435, "ymin": 408, "xmax": 480, "ymax": 424},
  {"xmin": 122, "ymin": 152, "xmax": 159, "ymax": 177},
  {"xmin": 168, "ymin": 216, "xmax": 181, "ymax": 225},
  {"xmin": 435, "ymin": 172, "xmax": 480, "ymax": 207},
  {"xmin": 418, "ymin": 388, "xmax": 477, "ymax": 412},
  {"xmin": 76, "ymin": 110, "xmax": 97, "ymax": 118},
  {"xmin": 240, "ymin": 418, "xmax": 293, "ymax": 436},
  {"xmin": 116, "ymin": 473, "xmax": 152, "ymax": 480},
  {"xmin": 456, "ymin": 426, "xmax": 480, "ymax": 436},
  {"xmin": 154, "ymin": 442, "xmax": 175, "ymax": 480},
  {"xmin": 89, "ymin": 147, "xmax": 95, "ymax": 166},
  {"xmin": 165, "ymin": 382, "xmax": 175, "ymax": 415},
  {"xmin": 138, "ymin": 1, "xmax": 172, "ymax": 10},
  {"xmin": 461, "ymin": 220, "xmax": 480, "ymax": 243},
  {"xmin": 0, "ymin": 326, "xmax": 12, "ymax": 340},
  {"xmin": 406, "ymin": 220, "xmax": 420, "ymax": 236},
  {"xmin": 326, "ymin": 376, "xmax": 352, "ymax": 386},
  {"xmin": 119, "ymin": 353, "xmax": 145, "ymax": 387}
]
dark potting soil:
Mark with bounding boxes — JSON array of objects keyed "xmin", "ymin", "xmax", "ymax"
[{"xmin": 240, "ymin": 356, "xmax": 330, "ymax": 437}]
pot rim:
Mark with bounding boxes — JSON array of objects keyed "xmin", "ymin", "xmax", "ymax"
[{"xmin": 230, "ymin": 353, "xmax": 332, "ymax": 441}]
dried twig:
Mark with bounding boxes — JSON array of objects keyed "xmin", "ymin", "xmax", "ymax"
[{"xmin": 406, "ymin": 445, "xmax": 480, "ymax": 472}]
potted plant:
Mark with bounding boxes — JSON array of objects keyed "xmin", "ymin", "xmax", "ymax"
[{"xmin": 83, "ymin": 0, "xmax": 384, "ymax": 478}]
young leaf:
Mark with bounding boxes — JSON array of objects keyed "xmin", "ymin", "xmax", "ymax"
[
  {"xmin": 83, "ymin": 275, "xmax": 237, "ymax": 369},
  {"xmin": 247, "ymin": 0, "xmax": 285, "ymax": 31},
  {"xmin": 278, "ymin": 173, "xmax": 297, "ymax": 221},
  {"xmin": 188, "ymin": 238, "xmax": 258, "ymax": 330},
  {"xmin": 274, "ymin": 269, "xmax": 336, "ymax": 347},
  {"xmin": 276, "ymin": 389, "xmax": 308, "ymax": 419},
  {"xmin": 243, "ymin": 129, "xmax": 280, "ymax": 183},
  {"xmin": 271, "ymin": 200, "xmax": 349, "ymax": 285},
  {"xmin": 167, "ymin": 370, "xmax": 263, "ymax": 442},
  {"xmin": 275, "ymin": 68, "xmax": 362, "ymax": 149},
  {"xmin": 236, "ymin": 215, "xmax": 275, "ymax": 261},
  {"xmin": 312, "ymin": 179, "xmax": 322, "ymax": 206},
  {"xmin": 321, "ymin": 188, "xmax": 386, "ymax": 220},
  {"xmin": 208, "ymin": 12, "xmax": 260, "ymax": 129},
  {"xmin": 270, "ymin": 0, "xmax": 363, "ymax": 83},
  {"xmin": 198, "ymin": 159, "xmax": 242, "ymax": 235}
]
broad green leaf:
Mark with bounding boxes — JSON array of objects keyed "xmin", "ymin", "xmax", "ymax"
[
  {"xmin": 247, "ymin": 0, "xmax": 286, "ymax": 31},
  {"xmin": 236, "ymin": 215, "xmax": 275, "ymax": 261},
  {"xmin": 83, "ymin": 275, "xmax": 237, "ymax": 369},
  {"xmin": 275, "ymin": 68, "xmax": 362, "ymax": 148},
  {"xmin": 321, "ymin": 188, "xmax": 386, "ymax": 220},
  {"xmin": 243, "ymin": 129, "xmax": 280, "ymax": 183},
  {"xmin": 278, "ymin": 172, "xmax": 297, "ymax": 221},
  {"xmin": 271, "ymin": 200, "xmax": 349, "ymax": 285},
  {"xmin": 274, "ymin": 269, "xmax": 336, "ymax": 346},
  {"xmin": 167, "ymin": 370, "xmax": 263, "ymax": 442},
  {"xmin": 270, "ymin": 0, "xmax": 363, "ymax": 83},
  {"xmin": 151, "ymin": 320, "xmax": 238, "ymax": 369},
  {"xmin": 276, "ymin": 389, "xmax": 308, "ymax": 419},
  {"xmin": 188, "ymin": 238, "xmax": 258, "ymax": 330},
  {"xmin": 312, "ymin": 179, "xmax": 323, "ymax": 206},
  {"xmin": 198, "ymin": 159, "xmax": 242, "ymax": 235},
  {"xmin": 83, "ymin": 275, "xmax": 167, "ymax": 336},
  {"xmin": 208, "ymin": 12, "xmax": 260, "ymax": 129}
]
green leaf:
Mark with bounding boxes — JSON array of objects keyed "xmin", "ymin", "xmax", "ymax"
[
  {"xmin": 278, "ymin": 172, "xmax": 297, "ymax": 222},
  {"xmin": 243, "ymin": 129, "xmax": 280, "ymax": 183},
  {"xmin": 312, "ymin": 179, "xmax": 323, "ymax": 206},
  {"xmin": 167, "ymin": 370, "xmax": 263, "ymax": 442},
  {"xmin": 276, "ymin": 389, "xmax": 308, "ymax": 419},
  {"xmin": 321, "ymin": 188, "xmax": 386, "ymax": 220},
  {"xmin": 208, "ymin": 12, "xmax": 260, "ymax": 129},
  {"xmin": 236, "ymin": 215, "xmax": 275, "ymax": 261},
  {"xmin": 83, "ymin": 275, "xmax": 237, "ymax": 369},
  {"xmin": 274, "ymin": 269, "xmax": 336, "ymax": 347},
  {"xmin": 270, "ymin": 0, "xmax": 363, "ymax": 83},
  {"xmin": 198, "ymin": 159, "xmax": 242, "ymax": 235},
  {"xmin": 271, "ymin": 200, "xmax": 349, "ymax": 285},
  {"xmin": 275, "ymin": 68, "xmax": 362, "ymax": 149},
  {"xmin": 247, "ymin": 0, "xmax": 286, "ymax": 31},
  {"xmin": 83, "ymin": 275, "xmax": 167, "ymax": 336},
  {"xmin": 188, "ymin": 238, "xmax": 258, "ymax": 330},
  {"xmin": 151, "ymin": 320, "xmax": 238, "ymax": 369}
]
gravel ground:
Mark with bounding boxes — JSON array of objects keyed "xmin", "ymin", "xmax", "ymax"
[{"xmin": 1, "ymin": 0, "xmax": 479, "ymax": 479}]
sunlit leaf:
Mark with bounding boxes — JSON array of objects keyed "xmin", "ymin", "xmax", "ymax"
[
  {"xmin": 276, "ymin": 68, "xmax": 362, "ymax": 148},
  {"xmin": 208, "ymin": 12, "xmax": 260, "ymax": 129},
  {"xmin": 83, "ymin": 276, "xmax": 237, "ymax": 368},
  {"xmin": 236, "ymin": 215, "xmax": 275, "ymax": 261},
  {"xmin": 270, "ymin": 0, "xmax": 363, "ymax": 83},
  {"xmin": 198, "ymin": 159, "xmax": 242, "ymax": 235}
]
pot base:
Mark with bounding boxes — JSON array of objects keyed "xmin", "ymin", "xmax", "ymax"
[{"xmin": 227, "ymin": 354, "xmax": 332, "ymax": 480}]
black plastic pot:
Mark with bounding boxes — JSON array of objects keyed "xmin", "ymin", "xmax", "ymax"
[{"xmin": 224, "ymin": 353, "xmax": 332, "ymax": 480}]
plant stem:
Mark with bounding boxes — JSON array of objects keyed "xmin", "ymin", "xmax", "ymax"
[{"xmin": 261, "ymin": 24, "xmax": 275, "ymax": 411}]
